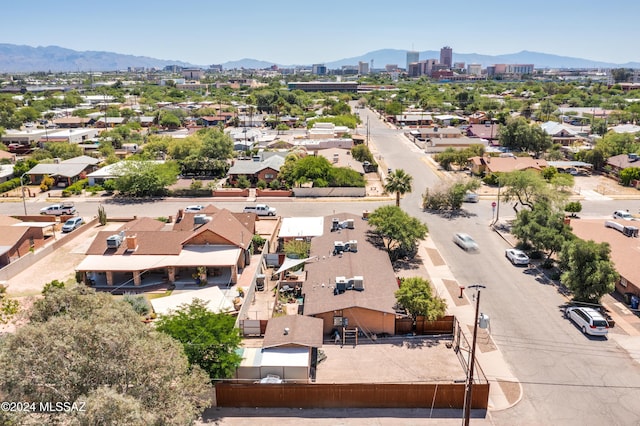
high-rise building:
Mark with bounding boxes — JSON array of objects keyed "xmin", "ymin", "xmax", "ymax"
[
  {"xmin": 440, "ymin": 46, "xmax": 453, "ymax": 68},
  {"xmin": 406, "ymin": 50, "xmax": 419, "ymax": 71},
  {"xmin": 312, "ymin": 64, "xmax": 327, "ymax": 75},
  {"xmin": 358, "ymin": 61, "xmax": 370, "ymax": 75}
]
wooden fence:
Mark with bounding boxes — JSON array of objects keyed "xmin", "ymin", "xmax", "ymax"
[
  {"xmin": 395, "ymin": 315, "xmax": 455, "ymax": 335},
  {"xmin": 215, "ymin": 382, "xmax": 489, "ymax": 410}
]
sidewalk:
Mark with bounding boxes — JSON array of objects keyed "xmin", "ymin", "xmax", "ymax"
[{"xmin": 416, "ymin": 236, "xmax": 522, "ymax": 411}]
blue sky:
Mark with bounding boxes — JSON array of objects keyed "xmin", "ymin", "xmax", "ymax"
[{"xmin": 2, "ymin": 0, "xmax": 638, "ymax": 65}]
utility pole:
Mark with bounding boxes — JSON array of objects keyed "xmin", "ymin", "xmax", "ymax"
[
  {"xmin": 366, "ymin": 116, "xmax": 370, "ymax": 146},
  {"xmin": 463, "ymin": 284, "xmax": 486, "ymax": 426}
]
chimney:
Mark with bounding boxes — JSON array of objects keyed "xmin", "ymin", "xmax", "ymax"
[{"xmin": 125, "ymin": 234, "xmax": 138, "ymax": 251}]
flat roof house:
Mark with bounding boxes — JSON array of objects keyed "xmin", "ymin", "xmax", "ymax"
[{"xmin": 302, "ymin": 213, "xmax": 398, "ymax": 336}]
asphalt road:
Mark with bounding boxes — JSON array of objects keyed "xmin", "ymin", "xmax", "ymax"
[{"xmin": 358, "ymin": 107, "xmax": 640, "ymax": 426}]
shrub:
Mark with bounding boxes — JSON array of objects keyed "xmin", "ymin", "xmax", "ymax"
[
  {"xmin": 122, "ymin": 293, "xmax": 151, "ymax": 317},
  {"xmin": 256, "ymin": 179, "xmax": 267, "ymax": 189}
]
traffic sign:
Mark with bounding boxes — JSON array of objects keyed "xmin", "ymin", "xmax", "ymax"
[{"xmin": 491, "ymin": 201, "xmax": 497, "ymax": 208}]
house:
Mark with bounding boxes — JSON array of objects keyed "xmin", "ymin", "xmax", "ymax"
[
  {"xmin": 468, "ymin": 155, "xmax": 548, "ymax": 175},
  {"xmin": 570, "ymin": 219, "xmax": 640, "ymax": 299},
  {"xmin": 86, "ymin": 160, "xmax": 164, "ymax": 186},
  {"xmin": 36, "ymin": 128, "xmax": 100, "ymax": 146},
  {"xmin": 302, "ymin": 213, "xmax": 398, "ymax": 336},
  {"xmin": 235, "ymin": 315, "xmax": 324, "ymax": 383},
  {"xmin": 76, "ymin": 209, "xmax": 254, "ymax": 289},
  {"xmin": 307, "ymin": 122, "xmax": 350, "ymax": 139},
  {"xmin": 199, "ymin": 115, "xmax": 229, "ymax": 127},
  {"xmin": 95, "ymin": 117, "xmax": 126, "ymax": 128},
  {"xmin": 540, "ymin": 121, "xmax": 585, "ymax": 146},
  {"xmin": 466, "ymin": 123, "xmax": 500, "ymax": 145},
  {"xmin": 52, "ymin": 116, "xmax": 93, "ymax": 128},
  {"xmin": 314, "ymin": 148, "xmax": 365, "ymax": 174},
  {"xmin": 392, "ymin": 112, "xmax": 433, "ymax": 127},
  {"xmin": 227, "ymin": 153, "xmax": 286, "ymax": 186},
  {"xmin": 606, "ymin": 153, "xmax": 640, "ymax": 174},
  {"xmin": 26, "ymin": 155, "xmax": 101, "ymax": 187},
  {"xmin": 0, "ymin": 216, "xmax": 53, "ymax": 267},
  {"xmin": 609, "ymin": 124, "xmax": 640, "ymax": 134}
]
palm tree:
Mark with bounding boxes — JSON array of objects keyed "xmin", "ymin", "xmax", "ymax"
[{"xmin": 384, "ymin": 169, "xmax": 413, "ymax": 207}]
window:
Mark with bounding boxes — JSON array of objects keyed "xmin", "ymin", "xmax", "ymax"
[{"xmin": 264, "ymin": 173, "xmax": 275, "ymax": 179}]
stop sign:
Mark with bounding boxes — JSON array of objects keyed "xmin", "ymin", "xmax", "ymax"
[{"xmin": 492, "ymin": 202, "xmax": 497, "ymax": 208}]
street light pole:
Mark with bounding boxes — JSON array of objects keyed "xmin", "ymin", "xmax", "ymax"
[
  {"xmin": 20, "ymin": 172, "xmax": 28, "ymax": 216},
  {"xmin": 463, "ymin": 284, "xmax": 486, "ymax": 426}
]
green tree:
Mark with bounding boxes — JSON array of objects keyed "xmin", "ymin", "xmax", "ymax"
[
  {"xmin": 44, "ymin": 142, "xmax": 83, "ymax": 160},
  {"xmin": 499, "ymin": 117, "xmax": 552, "ymax": 156},
  {"xmin": 499, "ymin": 170, "xmax": 564, "ymax": 213},
  {"xmin": 159, "ymin": 111, "xmax": 181, "ymax": 128},
  {"xmin": 368, "ymin": 205, "xmax": 428, "ymax": 261},
  {"xmin": 0, "ymin": 283, "xmax": 18, "ymax": 325},
  {"xmin": 619, "ymin": 167, "xmax": 640, "ymax": 186},
  {"xmin": 511, "ymin": 202, "xmax": 574, "ymax": 259},
  {"xmin": 384, "ymin": 169, "xmax": 413, "ymax": 207},
  {"xmin": 0, "ymin": 287, "xmax": 211, "ymax": 425},
  {"xmin": 564, "ymin": 201, "xmax": 582, "ymax": 217},
  {"xmin": 284, "ymin": 239, "xmax": 311, "ymax": 259},
  {"xmin": 198, "ymin": 128, "xmax": 234, "ymax": 159},
  {"xmin": 113, "ymin": 160, "xmax": 179, "ymax": 196},
  {"xmin": 395, "ymin": 277, "xmax": 447, "ymax": 321},
  {"xmin": 155, "ymin": 299, "xmax": 242, "ymax": 381},
  {"xmin": 351, "ymin": 144, "xmax": 376, "ymax": 164},
  {"xmin": 559, "ymin": 239, "xmax": 618, "ymax": 303}
]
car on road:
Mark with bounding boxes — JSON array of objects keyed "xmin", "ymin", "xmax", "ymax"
[
  {"xmin": 184, "ymin": 205, "xmax": 204, "ymax": 213},
  {"xmin": 453, "ymin": 233, "xmax": 478, "ymax": 251},
  {"xmin": 463, "ymin": 192, "xmax": 479, "ymax": 203},
  {"xmin": 61, "ymin": 217, "xmax": 84, "ymax": 233},
  {"xmin": 613, "ymin": 210, "xmax": 634, "ymax": 221},
  {"xmin": 505, "ymin": 248, "xmax": 529, "ymax": 266},
  {"xmin": 564, "ymin": 306, "xmax": 609, "ymax": 337}
]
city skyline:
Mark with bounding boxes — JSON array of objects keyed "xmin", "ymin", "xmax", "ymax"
[{"xmin": 2, "ymin": 0, "xmax": 639, "ymax": 66}]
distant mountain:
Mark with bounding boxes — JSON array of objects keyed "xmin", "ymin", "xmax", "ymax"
[
  {"xmin": 0, "ymin": 44, "xmax": 638, "ymax": 72},
  {"xmin": 323, "ymin": 48, "xmax": 640, "ymax": 70},
  {"xmin": 0, "ymin": 44, "xmax": 195, "ymax": 73}
]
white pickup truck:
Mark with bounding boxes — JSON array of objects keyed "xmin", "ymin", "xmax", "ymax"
[
  {"xmin": 243, "ymin": 204, "xmax": 277, "ymax": 216},
  {"xmin": 40, "ymin": 202, "xmax": 76, "ymax": 216}
]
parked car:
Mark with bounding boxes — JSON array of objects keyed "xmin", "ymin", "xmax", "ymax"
[
  {"xmin": 40, "ymin": 203, "xmax": 76, "ymax": 216},
  {"xmin": 613, "ymin": 210, "xmax": 634, "ymax": 221},
  {"xmin": 564, "ymin": 306, "xmax": 609, "ymax": 337},
  {"xmin": 462, "ymin": 192, "xmax": 479, "ymax": 203},
  {"xmin": 453, "ymin": 233, "xmax": 478, "ymax": 251},
  {"xmin": 505, "ymin": 248, "xmax": 529, "ymax": 266},
  {"xmin": 61, "ymin": 217, "xmax": 84, "ymax": 233},
  {"xmin": 243, "ymin": 204, "xmax": 277, "ymax": 216},
  {"xmin": 184, "ymin": 205, "xmax": 204, "ymax": 213}
]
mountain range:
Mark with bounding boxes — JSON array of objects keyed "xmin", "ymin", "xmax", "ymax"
[{"xmin": 1, "ymin": 44, "xmax": 638, "ymax": 73}]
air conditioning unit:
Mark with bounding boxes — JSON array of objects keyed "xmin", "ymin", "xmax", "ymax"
[
  {"xmin": 336, "ymin": 276, "xmax": 348, "ymax": 293},
  {"xmin": 331, "ymin": 218, "xmax": 340, "ymax": 232},
  {"xmin": 352, "ymin": 276, "xmax": 364, "ymax": 291},
  {"xmin": 333, "ymin": 241, "xmax": 345, "ymax": 255},
  {"xmin": 346, "ymin": 240, "xmax": 358, "ymax": 252},
  {"xmin": 194, "ymin": 214, "xmax": 211, "ymax": 224},
  {"xmin": 106, "ymin": 234, "xmax": 123, "ymax": 248},
  {"xmin": 343, "ymin": 219, "xmax": 355, "ymax": 229}
]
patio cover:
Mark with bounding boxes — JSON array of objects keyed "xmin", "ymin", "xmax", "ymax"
[
  {"xmin": 75, "ymin": 246, "xmax": 241, "ymax": 272},
  {"xmin": 275, "ymin": 256, "xmax": 314, "ymax": 274}
]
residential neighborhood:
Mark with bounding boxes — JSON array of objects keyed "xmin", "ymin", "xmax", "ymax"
[{"xmin": 2, "ymin": 43, "xmax": 640, "ymax": 426}]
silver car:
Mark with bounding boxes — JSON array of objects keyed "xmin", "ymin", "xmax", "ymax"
[
  {"xmin": 505, "ymin": 248, "xmax": 529, "ymax": 266},
  {"xmin": 453, "ymin": 233, "xmax": 478, "ymax": 251}
]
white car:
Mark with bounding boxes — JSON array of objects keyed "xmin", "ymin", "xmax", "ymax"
[
  {"xmin": 463, "ymin": 192, "xmax": 479, "ymax": 203},
  {"xmin": 565, "ymin": 306, "xmax": 609, "ymax": 337},
  {"xmin": 613, "ymin": 210, "xmax": 634, "ymax": 221},
  {"xmin": 453, "ymin": 233, "xmax": 478, "ymax": 251},
  {"xmin": 184, "ymin": 205, "xmax": 204, "ymax": 213},
  {"xmin": 505, "ymin": 248, "xmax": 529, "ymax": 266}
]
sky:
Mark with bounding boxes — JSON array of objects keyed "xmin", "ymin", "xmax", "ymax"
[{"xmin": 2, "ymin": 0, "xmax": 639, "ymax": 66}]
